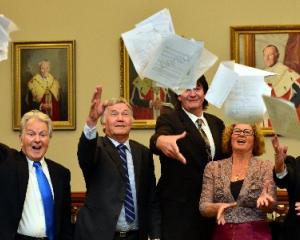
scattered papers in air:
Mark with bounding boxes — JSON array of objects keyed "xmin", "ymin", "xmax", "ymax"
[
  {"xmin": 121, "ymin": 8, "xmax": 217, "ymax": 93},
  {"xmin": 263, "ymin": 96, "xmax": 300, "ymax": 140},
  {"xmin": 0, "ymin": 15, "xmax": 18, "ymax": 61},
  {"xmin": 142, "ymin": 35, "xmax": 204, "ymax": 91},
  {"xmin": 205, "ymin": 61, "xmax": 275, "ymax": 123}
]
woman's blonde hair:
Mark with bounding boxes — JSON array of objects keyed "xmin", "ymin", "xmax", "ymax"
[{"xmin": 222, "ymin": 124, "xmax": 265, "ymax": 156}]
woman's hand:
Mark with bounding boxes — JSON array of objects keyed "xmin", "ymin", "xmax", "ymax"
[
  {"xmin": 257, "ymin": 182, "xmax": 275, "ymax": 212},
  {"xmin": 216, "ymin": 202, "xmax": 237, "ymax": 225}
]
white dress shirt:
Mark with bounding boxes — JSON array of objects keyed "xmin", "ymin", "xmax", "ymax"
[
  {"xmin": 17, "ymin": 158, "xmax": 54, "ymax": 237},
  {"xmin": 182, "ymin": 108, "xmax": 216, "ymax": 159}
]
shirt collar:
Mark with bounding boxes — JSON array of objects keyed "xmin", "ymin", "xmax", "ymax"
[
  {"xmin": 108, "ymin": 137, "xmax": 131, "ymax": 152},
  {"xmin": 182, "ymin": 107, "xmax": 206, "ymax": 125},
  {"xmin": 26, "ymin": 157, "xmax": 46, "ymax": 168}
]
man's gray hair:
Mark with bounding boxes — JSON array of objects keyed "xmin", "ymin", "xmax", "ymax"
[
  {"xmin": 100, "ymin": 97, "xmax": 133, "ymax": 124},
  {"xmin": 20, "ymin": 110, "xmax": 53, "ymax": 137}
]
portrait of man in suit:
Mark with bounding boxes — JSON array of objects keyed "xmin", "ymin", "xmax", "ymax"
[
  {"xmin": 74, "ymin": 86, "xmax": 160, "ymax": 240},
  {"xmin": 0, "ymin": 110, "xmax": 72, "ymax": 240},
  {"xmin": 150, "ymin": 75, "xmax": 227, "ymax": 240}
]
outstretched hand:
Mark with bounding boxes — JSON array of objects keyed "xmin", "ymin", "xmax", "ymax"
[
  {"xmin": 272, "ymin": 135, "xmax": 288, "ymax": 173},
  {"xmin": 156, "ymin": 132, "xmax": 187, "ymax": 164},
  {"xmin": 257, "ymin": 182, "xmax": 275, "ymax": 211},
  {"xmin": 216, "ymin": 202, "xmax": 237, "ymax": 225},
  {"xmin": 86, "ymin": 86, "xmax": 105, "ymax": 127}
]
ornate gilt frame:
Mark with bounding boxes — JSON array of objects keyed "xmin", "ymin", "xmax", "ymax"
[{"xmin": 12, "ymin": 41, "xmax": 76, "ymax": 130}]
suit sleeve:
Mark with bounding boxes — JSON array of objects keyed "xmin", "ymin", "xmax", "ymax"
[
  {"xmin": 274, "ymin": 155, "xmax": 297, "ymax": 190},
  {"xmin": 150, "ymin": 113, "xmax": 176, "ymax": 155},
  {"xmin": 61, "ymin": 169, "xmax": 73, "ymax": 240},
  {"xmin": 77, "ymin": 132, "xmax": 99, "ymax": 171},
  {"xmin": 0, "ymin": 143, "xmax": 9, "ymax": 163},
  {"xmin": 145, "ymin": 149, "xmax": 161, "ymax": 238}
]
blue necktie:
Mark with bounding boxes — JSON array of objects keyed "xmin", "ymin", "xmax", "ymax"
[
  {"xmin": 33, "ymin": 161, "xmax": 55, "ymax": 240},
  {"xmin": 117, "ymin": 144, "xmax": 136, "ymax": 223}
]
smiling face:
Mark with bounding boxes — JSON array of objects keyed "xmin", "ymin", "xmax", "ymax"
[
  {"xmin": 103, "ymin": 102, "xmax": 133, "ymax": 143},
  {"xmin": 20, "ymin": 117, "xmax": 50, "ymax": 161},
  {"xmin": 231, "ymin": 123, "xmax": 254, "ymax": 154},
  {"xmin": 177, "ymin": 85, "xmax": 205, "ymax": 116}
]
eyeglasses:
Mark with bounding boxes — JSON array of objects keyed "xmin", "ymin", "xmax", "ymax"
[{"xmin": 232, "ymin": 128, "xmax": 254, "ymax": 136}]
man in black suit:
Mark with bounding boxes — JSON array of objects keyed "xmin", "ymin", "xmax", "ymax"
[
  {"xmin": 150, "ymin": 76, "xmax": 227, "ymax": 240},
  {"xmin": 0, "ymin": 110, "xmax": 72, "ymax": 240},
  {"xmin": 74, "ymin": 86, "xmax": 160, "ymax": 240},
  {"xmin": 273, "ymin": 135, "xmax": 300, "ymax": 239}
]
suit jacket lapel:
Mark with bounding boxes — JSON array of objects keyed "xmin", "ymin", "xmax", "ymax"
[
  {"xmin": 178, "ymin": 109, "xmax": 204, "ymax": 144},
  {"xmin": 204, "ymin": 113, "xmax": 218, "ymax": 146},
  {"xmin": 16, "ymin": 151, "xmax": 29, "ymax": 208},
  {"xmin": 102, "ymin": 136, "xmax": 125, "ymax": 178},
  {"xmin": 178, "ymin": 109, "xmax": 211, "ymax": 158}
]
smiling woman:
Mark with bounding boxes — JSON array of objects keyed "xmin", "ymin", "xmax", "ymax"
[{"xmin": 199, "ymin": 123, "xmax": 276, "ymax": 240}]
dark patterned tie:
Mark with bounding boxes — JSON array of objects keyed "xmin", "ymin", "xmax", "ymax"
[
  {"xmin": 33, "ymin": 161, "xmax": 55, "ymax": 240},
  {"xmin": 117, "ymin": 144, "xmax": 136, "ymax": 223},
  {"xmin": 196, "ymin": 119, "xmax": 212, "ymax": 161}
]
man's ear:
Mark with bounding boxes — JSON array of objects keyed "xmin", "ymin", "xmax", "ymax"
[
  {"xmin": 19, "ymin": 134, "xmax": 23, "ymax": 147},
  {"xmin": 177, "ymin": 95, "xmax": 182, "ymax": 102}
]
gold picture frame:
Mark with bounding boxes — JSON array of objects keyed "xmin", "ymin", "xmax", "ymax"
[
  {"xmin": 12, "ymin": 41, "xmax": 76, "ymax": 130},
  {"xmin": 120, "ymin": 39, "xmax": 176, "ymax": 129},
  {"xmin": 230, "ymin": 25, "xmax": 300, "ymax": 135}
]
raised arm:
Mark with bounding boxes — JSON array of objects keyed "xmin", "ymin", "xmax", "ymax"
[
  {"xmin": 86, "ymin": 85, "xmax": 105, "ymax": 128},
  {"xmin": 272, "ymin": 135, "xmax": 288, "ymax": 174}
]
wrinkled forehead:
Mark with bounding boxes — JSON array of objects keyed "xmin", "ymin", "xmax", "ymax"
[
  {"xmin": 106, "ymin": 102, "xmax": 132, "ymax": 113},
  {"xmin": 23, "ymin": 118, "xmax": 49, "ymax": 132}
]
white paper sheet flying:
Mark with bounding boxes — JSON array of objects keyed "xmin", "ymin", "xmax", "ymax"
[
  {"xmin": 122, "ymin": 23, "xmax": 166, "ymax": 78},
  {"xmin": 143, "ymin": 35, "xmax": 203, "ymax": 89},
  {"xmin": 263, "ymin": 95, "xmax": 300, "ymax": 140},
  {"xmin": 136, "ymin": 8, "xmax": 175, "ymax": 34},
  {"xmin": 205, "ymin": 61, "xmax": 274, "ymax": 123},
  {"xmin": 0, "ymin": 15, "xmax": 18, "ymax": 62},
  {"xmin": 121, "ymin": 9, "xmax": 218, "ymax": 92}
]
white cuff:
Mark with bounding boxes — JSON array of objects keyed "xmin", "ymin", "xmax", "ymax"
[{"xmin": 83, "ymin": 123, "xmax": 97, "ymax": 140}]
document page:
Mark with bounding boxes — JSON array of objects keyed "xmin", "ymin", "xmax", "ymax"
[
  {"xmin": 143, "ymin": 35, "xmax": 203, "ymax": 89},
  {"xmin": 263, "ymin": 96, "xmax": 300, "ymax": 140}
]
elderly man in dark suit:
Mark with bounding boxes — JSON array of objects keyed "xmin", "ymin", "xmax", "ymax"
[
  {"xmin": 273, "ymin": 135, "xmax": 300, "ymax": 240},
  {"xmin": 74, "ymin": 86, "xmax": 160, "ymax": 240},
  {"xmin": 0, "ymin": 110, "xmax": 72, "ymax": 240},
  {"xmin": 150, "ymin": 76, "xmax": 227, "ymax": 240}
]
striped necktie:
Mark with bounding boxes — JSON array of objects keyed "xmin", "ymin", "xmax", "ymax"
[
  {"xmin": 117, "ymin": 144, "xmax": 136, "ymax": 223},
  {"xmin": 33, "ymin": 161, "xmax": 55, "ymax": 240},
  {"xmin": 196, "ymin": 119, "xmax": 212, "ymax": 161}
]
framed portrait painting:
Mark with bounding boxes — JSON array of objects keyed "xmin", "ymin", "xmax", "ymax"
[
  {"xmin": 231, "ymin": 25, "xmax": 300, "ymax": 134},
  {"xmin": 120, "ymin": 39, "xmax": 177, "ymax": 129},
  {"xmin": 12, "ymin": 40, "xmax": 76, "ymax": 130}
]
